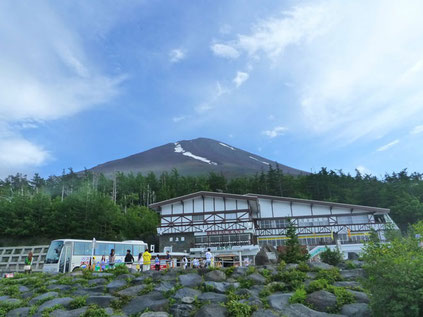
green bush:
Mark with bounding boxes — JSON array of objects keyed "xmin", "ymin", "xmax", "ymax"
[
  {"xmin": 306, "ymin": 279, "xmax": 329, "ymax": 293},
  {"xmin": 279, "ymin": 270, "xmax": 306, "ymax": 291},
  {"xmin": 344, "ymin": 260, "xmax": 357, "ymax": 269},
  {"xmin": 225, "ymin": 266, "xmax": 235, "ymax": 277},
  {"xmin": 246, "ymin": 266, "xmax": 256, "ymax": 275},
  {"xmin": 278, "ymin": 260, "xmax": 287, "ymax": 271},
  {"xmin": 70, "ymin": 296, "xmax": 87, "ymax": 309},
  {"xmin": 320, "ymin": 247, "xmax": 343, "ymax": 266},
  {"xmin": 226, "ymin": 299, "xmax": 253, "ymax": 317},
  {"xmin": 82, "ymin": 305, "xmax": 109, "ymax": 317},
  {"xmin": 326, "ymin": 285, "xmax": 355, "ymax": 311},
  {"xmin": 316, "ymin": 268, "xmax": 341, "ymax": 284},
  {"xmin": 297, "ymin": 261, "xmax": 310, "ymax": 272},
  {"xmin": 289, "ymin": 287, "xmax": 307, "ymax": 304},
  {"xmin": 279, "ymin": 221, "xmax": 310, "ymax": 264},
  {"xmin": 237, "ymin": 277, "xmax": 254, "ymax": 289}
]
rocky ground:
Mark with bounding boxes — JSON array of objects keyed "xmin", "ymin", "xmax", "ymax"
[{"xmin": 0, "ymin": 261, "xmax": 370, "ymax": 317}]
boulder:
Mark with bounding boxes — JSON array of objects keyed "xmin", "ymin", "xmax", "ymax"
[
  {"xmin": 88, "ymin": 278, "xmax": 107, "ymax": 286},
  {"xmin": 194, "ymin": 303, "xmax": 227, "ymax": 317},
  {"xmin": 346, "ymin": 290, "xmax": 369, "ymax": 304},
  {"xmin": 268, "ymin": 293, "xmax": 292, "ymax": 311},
  {"xmin": 0, "ymin": 298, "xmax": 21, "ymax": 305},
  {"xmin": 133, "ymin": 275, "xmax": 149, "ymax": 284},
  {"xmin": 341, "ymin": 303, "xmax": 371, "ymax": 317},
  {"xmin": 173, "ymin": 287, "xmax": 201, "ymax": 300},
  {"xmin": 333, "ymin": 281, "xmax": 361, "ymax": 288},
  {"xmin": 255, "ymin": 245, "xmax": 278, "ymax": 266},
  {"xmin": 140, "ymin": 313, "xmax": 169, "ymax": 317},
  {"xmin": 205, "ymin": 270, "xmax": 226, "ymax": 282},
  {"xmin": 37, "ymin": 297, "xmax": 74, "ymax": 313},
  {"xmin": 6, "ymin": 307, "xmax": 31, "ymax": 317},
  {"xmin": 308, "ymin": 262, "xmax": 335, "ymax": 271},
  {"xmin": 252, "ymin": 309, "xmax": 279, "ymax": 317},
  {"xmin": 50, "ymin": 307, "xmax": 88, "ymax": 317},
  {"xmin": 18, "ymin": 286, "xmax": 30, "ymax": 293},
  {"xmin": 233, "ymin": 266, "xmax": 248, "ymax": 275},
  {"xmin": 179, "ymin": 273, "xmax": 203, "ymax": 287},
  {"xmin": 29, "ymin": 292, "xmax": 59, "ymax": 305},
  {"xmin": 306, "ymin": 290, "xmax": 337, "ymax": 312},
  {"xmin": 170, "ymin": 303, "xmax": 195, "ymax": 317},
  {"xmin": 240, "ymin": 296, "xmax": 262, "ymax": 308},
  {"xmin": 116, "ymin": 273, "xmax": 135, "ymax": 280},
  {"xmin": 198, "ymin": 292, "xmax": 227, "ymax": 303},
  {"xmin": 154, "ymin": 281, "xmax": 176, "ymax": 292},
  {"xmin": 307, "ymin": 272, "xmax": 317, "ymax": 279},
  {"xmin": 203, "ymin": 281, "xmax": 240, "ymax": 294},
  {"xmin": 106, "ymin": 279, "xmax": 127, "ymax": 293},
  {"xmin": 117, "ymin": 284, "xmax": 147, "ymax": 296},
  {"xmin": 181, "ymin": 297, "xmax": 195, "ymax": 304},
  {"xmin": 340, "ymin": 269, "xmax": 365, "ymax": 280},
  {"xmin": 47, "ymin": 284, "xmax": 72, "ymax": 291},
  {"xmin": 248, "ymin": 273, "xmax": 266, "ymax": 284},
  {"xmin": 286, "ymin": 264, "xmax": 299, "ymax": 270},
  {"xmin": 283, "ymin": 303, "xmax": 345, "ymax": 317},
  {"xmin": 122, "ymin": 293, "xmax": 168, "ymax": 315},
  {"xmin": 92, "ymin": 272, "xmax": 114, "ymax": 277},
  {"xmin": 86, "ymin": 295, "xmax": 115, "ymax": 307}
]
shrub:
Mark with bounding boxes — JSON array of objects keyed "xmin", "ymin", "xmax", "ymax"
[
  {"xmin": 326, "ymin": 285, "xmax": 355, "ymax": 311},
  {"xmin": 0, "ymin": 285, "xmax": 20, "ymax": 297},
  {"xmin": 306, "ymin": 279, "xmax": 329, "ymax": 293},
  {"xmin": 289, "ymin": 287, "xmax": 307, "ymax": 304},
  {"xmin": 320, "ymin": 247, "xmax": 343, "ymax": 266},
  {"xmin": 316, "ymin": 268, "xmax": 341, "ymax": 284},
  {"xmin": 237, "ymin": 277, "xmax": 254, "ymax": 289},
  {"xmin": 70, "ymin": 296, "xmax": 87, "ymax": 309},
  {"xmin": 82, "ymin": 305, "xmax": 108, "ymax": 317},
  {"xmin": 109, "ymin": 265, "xmax": 129, "ymax": 276},
  {"xmin": 297, "ymin": 261, "xmax": 310, "ymax": 272},
  {"xmin": 279, "ymin": 221, "xmax": 310, "ymax": 264},
  {"xmin": 278, "ymin": 260, "xmax": 286, "ymax": 271},
  {"xmin": 279, "ymin": 270, "xmax": 306, "ymax": 291},
  {"xmin": 225, "ymin": 266, "xmax": 235, "ymax": 277},
  {"xmin": 226, "ymin": 299, "xmax": 253, "ymax": 317}
]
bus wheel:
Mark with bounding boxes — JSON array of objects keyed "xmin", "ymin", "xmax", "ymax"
[{"xmin": 72, "ymin": 267, "xmax": 80, "ymax": 272}]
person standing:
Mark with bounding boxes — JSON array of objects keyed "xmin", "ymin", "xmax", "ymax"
[
  {"xmin": 100, "ymin": 255, "xmax": 106, "ymax": 271},
  {"xmin": 109, "ymin": 249, "xmax": 115, "ymax": 269},
  {"xmin": 205, "ymin": 248, "xmax": 212, "ymax": 268},
  {"xmin": 165, "ymin": 251, "xmax": 172, "ymax": 269},
  {"xmin": 24, "ymin": 251, "xmax": 33, "ymax": 274},
  {"xmin": 137, "ymin": 253, "xmax": 143, "ymax": 272},
  {"xmin": 142, "ymin": 249, "xmax": 151, "ymax": 271},
  {"xmin": 155, "ymin": 255, "xmax": 160, "ymax": 271},
  {"xmin": 182, "ymin": 256, "xmax": 188, "ymax": 270},
  {"xmin": 125, "ymin": 249, "xmax": 134, "ymax": 269}
]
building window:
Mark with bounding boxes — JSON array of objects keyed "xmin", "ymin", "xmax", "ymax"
[
  {"xmin": 374, "ymin": 215, "xmax": 386, "ymax": 223},
  {"xmin": 193, "ymin": 214, "xmax": 204, "ymax": 222},
  {"xmin": 169, "ymin": 237, "xmax": 173, "ymax": 242},
  {"xmin": 181, "ymin": 237, "xmax": 185, "ymax": 241},
  {"xmin": 275, "ymin": 219, "xmax": 288, "ymax": 228},
  {"xmin": 175, "ymin": 237, "xmax": 179, "ymax": 242},
  {"xmin": 261, "ymin": 220, "xmax": 273, "ymax": 228}
]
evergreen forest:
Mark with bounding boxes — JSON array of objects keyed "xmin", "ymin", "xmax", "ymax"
[{"xmin": 1, "ymin": 166, "xmax": 422, "ymax": 246}]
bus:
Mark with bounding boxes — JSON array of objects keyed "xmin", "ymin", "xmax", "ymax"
[{"xmin": 43, "ymin": 239, "xmax": 148, "ymax": 273}]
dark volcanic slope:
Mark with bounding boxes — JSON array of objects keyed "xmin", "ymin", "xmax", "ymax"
[{"xmin": 88, "ymin": 137, "xmax": 308, "ymax": 177}]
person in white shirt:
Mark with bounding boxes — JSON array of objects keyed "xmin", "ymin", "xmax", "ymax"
[
  {"xmin": 193, "ymin": 258, "xmax": 199, "ymax": 268},
  {"xmin": 205, "ymin": 248, "xmax": 212, "ymax": 268},
  {"xmin": 182, "ymin": 256, "xmax": 188, "ymax": 269}
]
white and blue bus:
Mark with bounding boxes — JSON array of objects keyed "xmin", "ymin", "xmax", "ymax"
[{"xmin": 43, "ymin": 239, "xmax": 148, "ymax": 273}]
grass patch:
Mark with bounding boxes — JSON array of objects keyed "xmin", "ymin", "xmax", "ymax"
[
  {"xmin": 82, "ymin": 305, "xmax": 109, "ymax": 317},
  {"xmin": 69, "ymin": 295, "xmax": 87, "ymax": 309},
  {"xmin": 289, "ymin": 287, "xmax": 307, "ymax": 304},
  {"xmin": 225, "ymin": 299, "xmax": 253, "ymax": 317}
]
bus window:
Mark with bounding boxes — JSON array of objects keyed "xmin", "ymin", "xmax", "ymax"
[
  {"xmin": 115, "ymin": 244, "xmax": 127, "ymax": 256},
  {"xmin": 95, "ymin": 243, "xmax": 114, "ymax": 256},
  {"xmin": 45, "ymin": 240, "xmax": 64, "ymax": 264},
  {"xmin": 133, "ymin": 244, "xmax": 145, "ymax": 256},
  {"xmin": 73, "ymin": 242, "xmax": 92, "ymax": 256}
]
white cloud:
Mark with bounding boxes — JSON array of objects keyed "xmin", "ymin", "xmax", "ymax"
[
  {"xmin": 377, "ymin": 139, "xmax": 399, "ymax": 152},
  {"xmin": 233, "ymin": 71, "xmax": 249, "ymax": 88},
  {"xmin": 169, "ymin": 49, "xmax": 185, "ymax": 63},
  {"xmin": 262, "ymin": 126, "xmax": 287, "ymax": 138},
  {"xmin": 411, "ymin": 125, "xmax": 423, "ymax": 134},
  {"xmin": 172, "ymin": 116, "xmax": 187, "ymax": 123},
  {"xmin": 356, "ymin": 165, "xmax": 372, "ymax": 175},
  {"xmin": 195, "ymin": 82, "xmax": 231, "ymax": 113},
  {"xmin": 0, "ymin": 2, "xmax": 124, "ymax": 176},
  {"xmin": 216, "ymin": 0, "xmax": 423, "ymax": 143},
  {"xmin": 210, "ymin": 43, "xmax": 240, "ymax": 59}
]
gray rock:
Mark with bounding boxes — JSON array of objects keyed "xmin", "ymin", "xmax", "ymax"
[
  {"xmin": 133, "ymin": 275, "xmax": 149, "ymax": 284},
  {"xmin": 203, "ymin": 281, "xmax": 239, "ymax": 294},
  {"xmin": 154, "ymin": 281, "xmax": 175, "ymax": 292},
  {"xmin": 106, "ymin": 279, "xmax": 127, "ymax": 293},
  {"xmin": 71, "ymin": 270, "xmax": 83, "ymax": 276},
  {"xmin": 50, "ymin": 307, "xmax": 88, "ymax": 317},
  {"xmin": 0, "ymin": 298, "xmax": 21, "ymax": 305},
  {"xmin": 306, "ymin": 291, "xmax": 337, "ymax": 312},
  {"xmin": 283, "ymin": 303, "xmax": 345, "ymax": 317},
  {"xmin": 249, "ymin": 285, "xmax": 265, "ymax": 296},
  {"xmin": 47, "ymin": 284, "xmax": 72, "ymax": 291},
  {"xmin": 170, "ymin": 303, "xmax": 194, "ymax": 317},
  {"xmin": 198, "ymin": 292, "xmax": 227, "ymax": 303},
  {"xmin": 268, "ymin": 293, "xmax": 292, "ymax": 311},
  {"xmin": 21, "ymin": 292, "xmax": 34, "ymax": 299},
  {"xmin": 29, "ymin": 292, "xmax": 59, "ymax": 305},
  {"xmin": 286, "ymin": 264, "xmax": 299, "ymax": 270},
  {"xmin": 117, "ymin": 284, "xmax": 147, "ymax": 296},
  {"xmin": 334, "ymin": 281, "xmax": 361, "ymax": 288},
  {"xmin": 252, "ymin": 309, "xmax": 279, "ymax": 317},
  {"xmin": 204, "ymin": 270, "xmax": 226, "ymax": 282},
  {"xmin": 194, "ymin": 303, "xmax": 227, "ymax": 317},
  {"xmin": 341, "ymin": 303, "xmax": 371, "ymax": 317},
  {"xmin": 240, "ymin": 296, "xmax": 262, "ymax": 308},
  {"xmin": 248, "ymin": 273, "xmax": 266, "ymax": 284},
  {"xmin": 37, "ymin": 297, "xmax": 74, "ymax": 313},
  {"xmin": 122, "ymin": 293, "xmax": 168, "ymax": 315},
  {"xmin": 233, "ymin": 266, "xmax": 248, "ymax": 275},
  {"xmin": 179, "ymin": 273, "xmax": 203, "ymax": 287},
  {"xmin": 307, "ymin": 272, "xmax": 317, "ymax": 279},
  {"xmin": 116, "ymin": 273, "xmax": 135, "ymax": 280},
  {"xmin": 140, "ymin": 313, "xmax": 169, "ymax": 317},
  {"xmin": 18, "ymin": 286, "xmax": 30, "ymax": 293},
  {"xmin": 346, "ymin": 290, "xmax": 369, "ymax": 304},
  {"xmin": 92, "ymin": 272, "xmax": 114, "ymax": 277},
  {"xmin": 308, "ymin": 262, "xmax": 335, "ymax": 271},
  {"xmin": 341, "ymin": 269, "xmax": 365, "ymax": 280},
  {"xmin": 6, "ymin": 307, "xmax": 30, "ymax": 317},
  {"xmin": 174, "ymin": 287, "xmax": 201, "ymax": 300},
  {"xmin": 181, "ymin": 297, "xmax": 195, "ymax": 304},
  {"xmin": 86, "ymin": 295, "xmax": 115, "ymax": 307},
  {"xmin": 88, "ymin": 278, "xmax": 108, "ymax": 286},
  {"xmin": 255, "ymin": 245, "xmax": 278, "ymax": 265}
]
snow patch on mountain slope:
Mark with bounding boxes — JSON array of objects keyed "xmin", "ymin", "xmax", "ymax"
[
  {"xmin": 249, "ymin": 156, "xmax": 270, "ymax": 165},
  {"xmin": 174, "ymin": 143, "xmax": 218, "ymax": 165},
  {"xmin": 219, "ymin": 142, "xmax": 235, "ymax": 150}
]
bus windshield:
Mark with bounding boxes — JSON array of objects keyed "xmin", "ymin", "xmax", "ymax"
[{"xmin": 45, "ymin": 240, "xmax": 64, "ymax": 264}]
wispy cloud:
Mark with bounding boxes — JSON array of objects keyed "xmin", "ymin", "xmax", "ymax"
[
  {"xmin": 172, "ymin": 115, "xmax": 187, "ymax": 123},
  {"xmin": 377, "ymin": 139, "xmax": 399, "ymax": 152},
  {"xmin": 169, "ymin": 48, "xmax": 186, "ymax": 63},
  {"xmin": 210, "ymin": 43, "xmax": 240, "ymax": 59},
  {"xmin": 262, "ymin": 126, "xmax": 287, "ymax": 138},
  {"xmin": 233, "ymin": 71, "xmax": 249, "ymax": 88},
  {"xmin": 410, "ymin": 125, "xmax": 423, "ymax": 134},
  {"xmin": 356, "ymin": 165, "xmax": 372, "ymax": 175}
]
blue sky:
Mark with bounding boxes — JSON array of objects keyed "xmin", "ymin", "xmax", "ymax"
[{"xmin": 1, "ymin": 0, "xmax": 423, "ymax": 179}]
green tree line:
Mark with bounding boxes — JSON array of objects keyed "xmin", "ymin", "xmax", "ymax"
[{"xmin": 1, "ymin": 166, "xmax": 422, "ymax": 244}]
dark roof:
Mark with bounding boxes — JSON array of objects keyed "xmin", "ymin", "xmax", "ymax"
[{"xmin": 149, "ymin": 191, "xmax": 390, "ymax": 214}]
